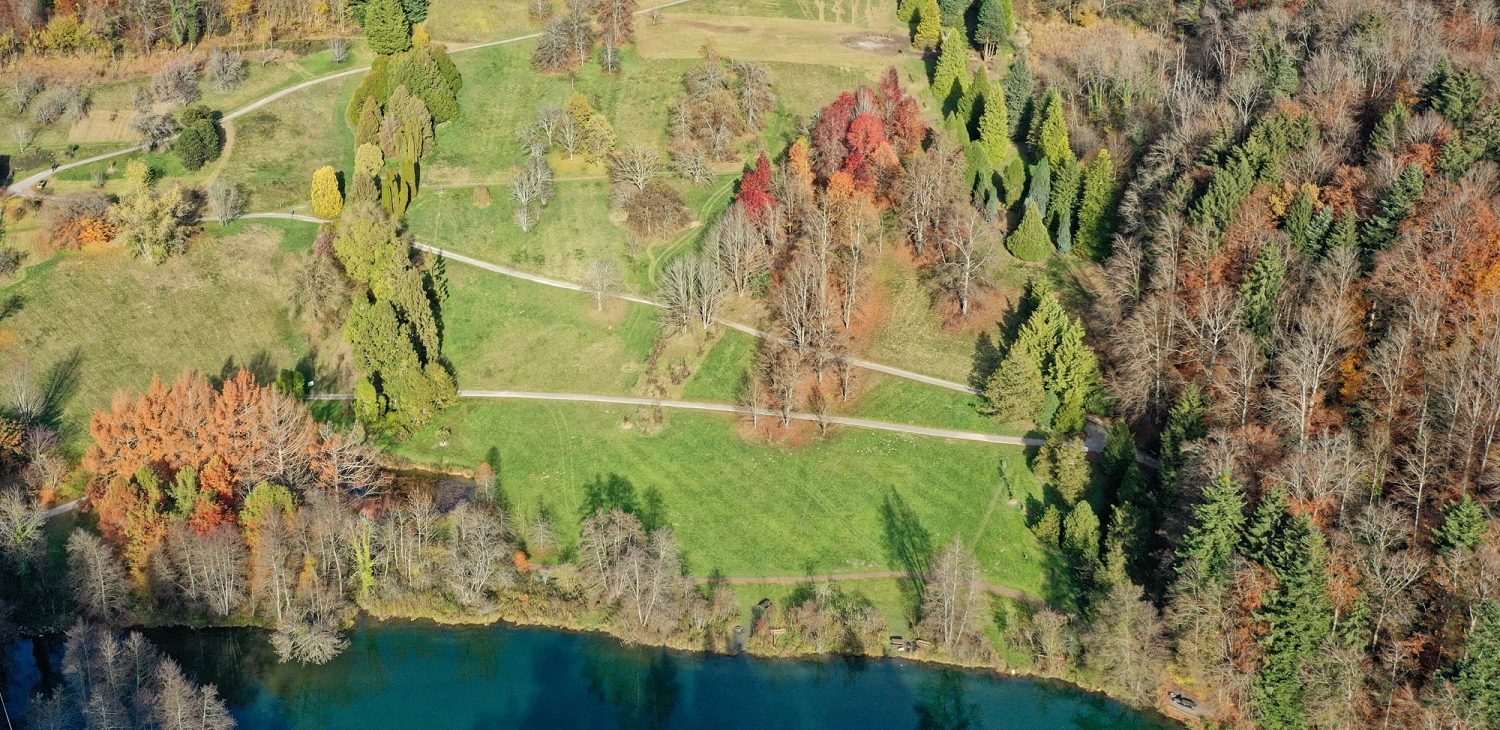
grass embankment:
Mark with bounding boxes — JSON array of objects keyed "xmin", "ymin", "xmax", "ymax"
[
  {"xmin": 0, "ymin": 222, "xmax": 317, "ymax": 454},
  {"xmin": 393, "ymin": 399, "xmax": 1064, "ymax": 601}
]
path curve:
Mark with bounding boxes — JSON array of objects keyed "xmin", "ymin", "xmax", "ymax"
[
  {"xmin": 6, "ymin": 0, "xmax": 698, "ymax": 198},
  {"xmin": 312, "ymin": 389, "xmax": 1047, "ymax": 448}
]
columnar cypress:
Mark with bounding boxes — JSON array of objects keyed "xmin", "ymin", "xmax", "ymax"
[{"xmin": 311, "ymin": 166, "xmax": 344, "ymax": 219}]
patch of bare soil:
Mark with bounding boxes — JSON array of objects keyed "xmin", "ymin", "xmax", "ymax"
[
  {"xmin": 841, "ymin": 33, "xmax": 906, "ymax": 54},
  {"xmin": 676, "ymin": 18, "xmax": 754, "ymax": 32}
]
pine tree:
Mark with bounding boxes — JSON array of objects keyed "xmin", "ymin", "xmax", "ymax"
[
  {"xmin": 1362, "ymin": 164, "xmax": 1424, "ymax": 254},
  {"xmin": 1176, "ymin": 474, "xmax": 1246, "ymax": 586},
  {"xmin": 311, "ymin": 166, "xmax": 344, "ymax": 219},
  {"xmin": 973, "ymin": 0, "xmax": 1014, "ymax": 56},
  {"xmin": 364, "ymin": 0, "xmax": 413, "ymax": 55},
  {"xmin": 1456, "ymin": 601, "xmax": 1500, "ymax": 728},
  {"xmin": 985, "ymin": 344, "xmax": 1046, "ymax": 423},
  {"xmin": 912, "ymin": 0, "xmax": 942, "ymax": 48},
  {"xmin": 1239, "ymin": 242, "xmax": 1287, "ymax": 342},
  {"xmin": 1033, "ymin": 89, "xmax": 1073, "ymax": 167},
  {"xmin": 932, "ymin": 30, "xmax": 968, "ymax": 109},
  {"xmin": 1005, "ymin": 202, "xmax": 1052, "ymax": 261},
  {"xmin": 978, "ymin": 83, "xmax": 1009, "ymax": 164},
  {"xmin": 1074, "ymin": 148, "xmax": 1117, "ymax": 260},
  {"xmin": 1159, "ymin": 385, "xmax": 1206, "ymax": 487}
]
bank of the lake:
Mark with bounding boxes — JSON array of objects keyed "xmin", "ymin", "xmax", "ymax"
[{"xmin": 5, "ymin": 620, "xmax": 1180, "ymax": 729}]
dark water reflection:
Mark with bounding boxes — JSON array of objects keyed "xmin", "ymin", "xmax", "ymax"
[{"xmin": 5, "ymin": 621, "xmax": 1178, "ymax": 729}]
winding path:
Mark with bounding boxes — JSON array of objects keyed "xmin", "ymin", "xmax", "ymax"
[{"xmin": 5, "ymin": 0, "xmax": 699, "ymax": 198}]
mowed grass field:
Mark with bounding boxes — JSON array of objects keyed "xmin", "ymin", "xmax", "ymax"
[
  {"xmin": 394, "ymin": 399, "xmax": 1058, "ymax": 598},
  {"xmin": 442, "ymin": 262, "xmax": 661, "ymax": 394},
  {"xmin": 0, "ymin": 222, "xmax": 316, "ymax": 453}
]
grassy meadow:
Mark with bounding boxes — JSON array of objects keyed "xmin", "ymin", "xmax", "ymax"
[{"xmin": 394, "ymin": 399, "xmax": 1063, "ymax": 600}]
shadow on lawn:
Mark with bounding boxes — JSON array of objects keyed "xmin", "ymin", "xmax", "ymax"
[{"xmin": 880, "ymin": 488, "xmax": 934, "ymax": 622}]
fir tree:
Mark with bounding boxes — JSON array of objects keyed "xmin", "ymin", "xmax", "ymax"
[
  {"xmin": 1243, "ymin": 486, "xmax": 1289, "ymax": 563},
  {"xmin": 1033, "ymin": 89, "xmax": 1073, "ymax": 167},
  {"xmin": 1369, "ymin": 100, "xmax": 1408, "ymax": 154},
  {"xmin": 985, "ymin": 344, "xmax": 1046, "ymax": 422},
  {"xmin": 1074, "ymin": 148, "xmax": 1117, "ymax": 260},
  {"xmin": 1063, "ymin": 501, "xmax": 1102, "ymax": 584},
  {"xmin": 1176, "ymin": 474, "xmax": 1246, "ymax": 586},
  {"xmin": 938, "ymin": 0, "xmax": 971, "ymax": 28},
  {"xmin": 1324, "ymin": 208, "xmax": 1358, "ymax": 251},
  {"xmin": 390, "ymin": 47, "xmax": 460, "ymax": 123},
  {"xmin": 402, "ymin": 0, "xmax": 429, "ymax": 23},
  {"xmin": 1436, "ymin": 496, "xmax": 1489, "ymax": 555},
  {"xmin": 364, "ymin": 0, "xmax": 413, "ymax": 55},
  {"xmin": 931, "ymin": 30, "xmax": 968, "ymax": 109},
  {"xmin": 1239, "ymin": 242, "xmax": 1287, "ymax": 342},
  {"xmin": 1253, "ymin": 513, "xmax": 1334, "ymax": 730},
  {"xmin": 1003, "ymin": 53, "xmax": 1032, "ymax": 137},
  {"xmin": 1282, "ymin": 187, "xmax": 1318, "ymax": 255},
  {"xmin": 978, "ymin": 83, "xmax": 1009, "ymax": 164},
  {"xmin": 1159, "ymin": 385, "xmax": 1206, "ymax": 487},
  {"xmin": 1361, "ymin": 163, "xmax": 1424, "ymax": 254},
  {"xmin": 1006, "ymin": 202, "xmax": 1052, "ymax": 261},
  {"xmin": 1456, "ymin": 601, "xmax": 1500, "ymax": 728},
  {"xmin": 973, "ymin": 0, "xmax": 1014, "ymax": 56},
  {"xmin": 957, "ymin": 69, "xmax": 989, "ymax": 135}
]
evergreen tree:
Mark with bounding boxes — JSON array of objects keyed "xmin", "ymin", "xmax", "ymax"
[
  {"xmin": 390, "ymin": 47, "xmax": 460, "ymax": 123},
  {"xmin": 912, "ymin": 0, "xmax": 942, "ymax": 48},
  {"xmin": 1362, "ymin": 164, "xmax": 1424, "ymax": 254},
  {"xmin": 1033, "ymin": 89, "xmax": 1073, "ymax": 167},
  {"xmin": 938, "ymin": 0, "xmax": 970, "ymax": 27},
  {"xmin": 364, "ymin": 0, "xmax": 413, "ymax": 55},
  {"xmin": 1048, "ymin": 322, "xmax": 1098, "ymax": 434},
  {"xmin": 1037, "ymin": 435, "xmax": 1091, "ymax": 504},
  {"xmin": 1074, "ymin": 149, "xmax": 1117, "ymax": 260},
  {"xmin": 985, "ymin": 344, "xmax": 1045, "ymax": 422},
  {"xmin": 1369, "ymin": 100, "xmax": 1408, "ymax": 154},
  {"xmin": 957, "ymin": 69, "xmax": 989, "ymax": 135},
  {"xmin": 973, "ymin": 0, "xmax": 1014, "ymax": 56},
  {"xmin": 1253, "ymin": 513, "xmax": 1334, "ymax": 730},
  {"xmin": 1158, "ymin": 385, "xmax": 1206, "ymax": 487},
  {"xmin": 1063, "ymin": 501, "xmax": 1102, "ymax": 583},
  {"xmin": 1000, "ymin": 155, "xmax": 1025, "ymax": 206},
  {"xmin": 978, "ymin": 83, "xmax": 1009, "ymax": 164},
  {"xmin": 1282, "ymin": 187, "xmax": 1318, "ymax": 255},
  {"xmin": 356, "ymin": 95, "xmax": 383, "ymax": 146},
  {"xmin": 348, "ymin": 56, "xmax": 392, "ymax": 126},
  {"xmin": 1176, "ymin": 474, "xmax": 1246, "ymax": 586},
  {"xmin": 311, "ymin": 166, "xmax": 344, "ymax": 219},
  {"xmin": 1243, "ymin": 486, "xmax": 1289, "ymax": 563},
  {"xmin": 1239, "ymin": 242, "xmax": 1287, "ymax": 342},
  {"xmin": 1101, "ymin": 421, "xmax": 1136, "ymax": 492},
  {"xmin": 1436, "ymin": 496, "xmax": 1489, "ymax": 555},
  {"xmin": 1048, "ymin": 157, "xmax": 1080, "ymax": 239},
  {"xmin": 1456, "ymin": 601, "xmax": 1500, "ymax": 728},
  {"xmin": 1422, "ymin": 59, "xmax": 1484, "ymax": 127},
  {"xmin": 402, "ymin": 0, "xmax": 429, "ymax": 23},
  {"xmin": 1006, "ymin": 202, "xmax": 1052, "ymax": 261},
  {"xmin": 932, "ymin": 30, "xmax": 968, "ymax": 109},
  {"xmin": 172, "ymin": 108, "xmax": 222, "ymax": 171},
  {"xmin": 1324, "ymin": 208, "xmax": 1358, "ymax": 252},
  {"xmin": 1003, "ymin": 53, "xmax": 1032, "ymax": 137}
]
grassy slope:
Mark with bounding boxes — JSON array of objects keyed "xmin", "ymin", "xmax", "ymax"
[
  {"xmin": 441, "ymin": 262, "xmax": 660, "ymax": 393},
  {"xmin": 0, "ymin": 221, "xmax": 316, "ymax": 454},
  {"xmin": 393, "ymin": 399, "xmax": 1061, "ymax": 599}
]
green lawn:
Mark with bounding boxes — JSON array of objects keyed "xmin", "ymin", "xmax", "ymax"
[
  {"xmin": 394, "ymin": 399, "xmax": 1065, "ymax": 601},
  {"xmin": 217, "ymin": 74, "xmax": 360, "ymax": 211},
  {"xmin": 0, "ymin": 222, "xmax": 316, "ymax": 455},
  {"xmin": 681, "ymin": 329, "xmax": 758, "ymax": 401},
  {"xmin": 442, "ymin": 262, "xmax": 661, "ymax": 394}
]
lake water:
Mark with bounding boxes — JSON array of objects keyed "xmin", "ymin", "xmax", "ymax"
[{"xmin": 5, "ymin": 621, "xmax": 1178, "ymax": 729}]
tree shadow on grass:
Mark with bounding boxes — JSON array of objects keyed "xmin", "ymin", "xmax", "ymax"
[
  {"xmin": 217, "ymin": 350, "xmax": 277, "ymax": 386},
  {"xmin": 580, "ymin": 473, "xmax": 665, "ymax": 533},
  {"xmin": 880, "ymin": 488, "xmax": 934, "ymax": 622},
  {"xmin": 34, "ymin": 349, "xmax": 83, "ymax": 443},
  {"xmin": 0, "ymin": 293, "xmax": 23, "ymax": 323}
]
